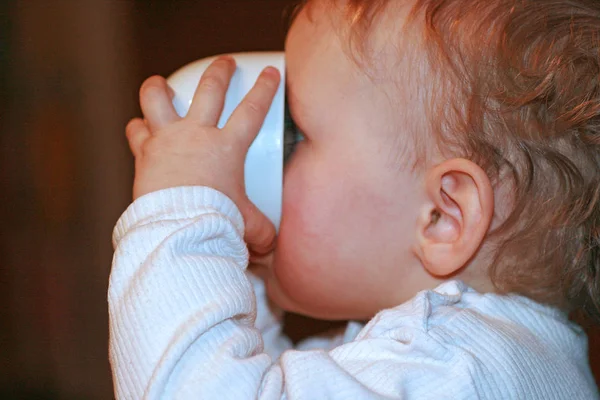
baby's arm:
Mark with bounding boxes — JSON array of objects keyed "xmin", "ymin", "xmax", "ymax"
[{"xmin": 109, "ymin": 186, "xmax": 278, "ymax": 398}]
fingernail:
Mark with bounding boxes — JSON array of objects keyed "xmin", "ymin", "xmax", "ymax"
[
  {"xmin": 263, "ymin": 66, "xmax": 280, "ymax": 78},
  {"xmin": 218, "ymin": 55, "xmax": 236, "ymax": 65}
]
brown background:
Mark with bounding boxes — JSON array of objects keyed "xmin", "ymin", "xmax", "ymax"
[{"xmin": 0, "ymin": 1, "xmax": 598, "ymax": 398}]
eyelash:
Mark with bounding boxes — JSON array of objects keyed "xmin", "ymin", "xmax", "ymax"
[{"xmin": 284, "ymin": 100, "xmax": 305, "ymax": 162}]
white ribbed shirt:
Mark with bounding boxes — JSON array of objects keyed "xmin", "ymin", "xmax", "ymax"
[{"xmin": 109, "ymin": 186, "xmax": 599, "ymax": 399}]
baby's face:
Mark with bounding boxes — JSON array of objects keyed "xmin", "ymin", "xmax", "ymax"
[{"xmin": 265, "ymin": 0, "xmax": 428, "ymax": 319}]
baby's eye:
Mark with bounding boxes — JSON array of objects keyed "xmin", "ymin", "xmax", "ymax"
[{"xmin": 284, "ymin": 99, "xmax": 305, "ymax": 163}]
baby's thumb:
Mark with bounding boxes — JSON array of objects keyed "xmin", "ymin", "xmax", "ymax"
[{"xmin": 240, "ymin": 199, "xmax": 276, "ymax": 256}]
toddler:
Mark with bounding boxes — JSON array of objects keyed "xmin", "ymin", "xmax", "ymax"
[{"xmin": 109, "ymin": 0, "xmax": 600, "ymax": 398}]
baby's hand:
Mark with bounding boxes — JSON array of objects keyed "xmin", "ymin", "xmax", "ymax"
[{"xmin": 125, "ymin": 56, "xmax": 280, "ymax": 255}]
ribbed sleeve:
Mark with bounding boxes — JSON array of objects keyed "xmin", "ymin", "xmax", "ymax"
[{"xmin": 109, "ymin": 186, "xmax": 599, "ymax": 399}]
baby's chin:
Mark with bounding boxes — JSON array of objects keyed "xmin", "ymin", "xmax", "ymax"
[
  {"xmin": 264, "ymin": 273, "xmax": 305, "ymax": 315},
  {"xmin": 264, "ymin": 273, "xmax": 366, "ymax": 321}
]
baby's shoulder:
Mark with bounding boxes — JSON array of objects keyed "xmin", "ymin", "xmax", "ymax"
[{"xmin": 353, "ymin": 280, "xmax": 596, "ymax": 398}]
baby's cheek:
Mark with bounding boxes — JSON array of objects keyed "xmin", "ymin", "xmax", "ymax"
[
  {"xmin": 274, "ymin": 172, "xmax": 342, "ymax": 307},
  {"xmin": 273, "ymin": 165, "xmax": 374, "ymax": 317},
  {"xmin": 277, "ymin": 177, "xmax": 330, "ymax": 271},
  {"xmin": 279, "ymin": 159, "xmax": 349, "ymax": 260}
]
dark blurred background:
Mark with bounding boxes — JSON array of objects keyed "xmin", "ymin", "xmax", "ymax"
[{"xmin": 0, "ymin": 1, "xmax": 598, "ymax": 399}]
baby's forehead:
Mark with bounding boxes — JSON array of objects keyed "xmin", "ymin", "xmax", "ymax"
[
  {"xmin": 287, "ymin": 0, "xmax": 432, "ymax": 122},
  {"xmin": 331, "ymin": 0, "xmax": 428, "ymax": 77}
]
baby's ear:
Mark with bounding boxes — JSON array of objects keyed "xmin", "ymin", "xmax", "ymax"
[{"xmin": 415, "ymin": 158, "xmax": 494, "ymax": 277}]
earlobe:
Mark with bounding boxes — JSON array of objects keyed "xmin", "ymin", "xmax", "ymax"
[{"xmin": 416, "ymin": 158, "xmax": 494, "ymax": 277}]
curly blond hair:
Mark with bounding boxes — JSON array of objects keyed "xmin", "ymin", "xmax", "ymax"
[{"xmin": 302, "ymin": 0, "xmax": 600, "ymax": 322}]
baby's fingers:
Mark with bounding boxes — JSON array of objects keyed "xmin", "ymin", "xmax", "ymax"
[
  {"xmin": 188, "ymin": 56, "xmax": 237, "ymax": 126},
  {"xmin": 126, "ymin": 118, "xmax": 150, "ymax": 157},
  {"xmin": 139, "ymin": 76, "xmax": 179, "ymax": 132},
  {"xmin": 226, "ymin": 67, "xmax": 281, "ymax": 149},
  {"xmin": 240, "ymin": 199, "xmax": 276, "ymax": 257}
]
